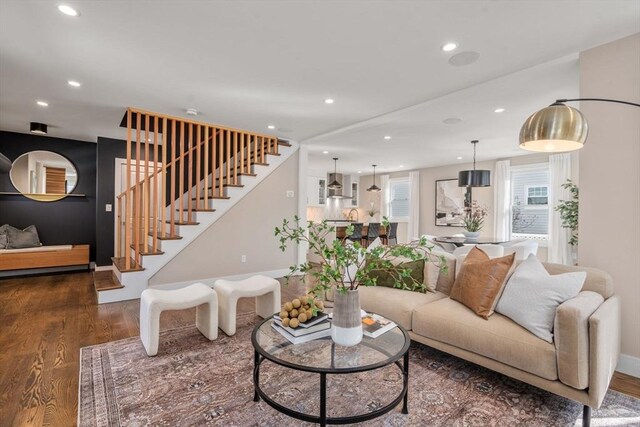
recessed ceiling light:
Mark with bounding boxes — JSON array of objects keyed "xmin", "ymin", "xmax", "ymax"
[
  {"xmin": 267, "ymin": 125, "xmax": 276, "ymax": 130},
  {"xmin": 322, "ymin": 150, "xmax": 329, "ymax": 154},
  {"xmin": 67, "ymin": 80, "xmax": 81, "ymax": 87},
  {"xmin": 357, "ymin": 171, "xmax": 362, "ymax": 174},
  {"xmin": 324, "ymin": 98, "xmax": 335, "ymax": 104},
  {"xmin": 36, "ymin": 100, "xmax": 48, "ymax": 107},
  {"xmin": 399, "ymin": 165, "xmax": 404, "ymax": 168},
  {"xmin": 384, "ymin": 136, "xmax": 391, "ymax": 140},
  {"xmin": 186, "ymin": 108, "xmax": 198, "ymax": 116},
  {"xmin": 441, "ymin": 42, "xmax": 458, "ymax": 52},
  {"xmin": 58, "ymin": 5, "xmax": 79, "ymax": 16},
  {"xmin": 494, "ymin": 108, "xmax": 505, "ymax": 113},
  {"xmin": 457, "ymin": 156, "xmax": 463, "ymax": 160}
]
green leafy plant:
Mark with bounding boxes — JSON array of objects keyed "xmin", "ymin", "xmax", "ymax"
[
  {"xmin": 555, "ymin": 179, "xmax": 579, "ymax": 246},
  {"xmin": 462, "ymin": 200, "xmax": 488, "ymax": 232},
  {"xmin": 275, "ymin": 216, "xmax": 446, "ymax": 296}
]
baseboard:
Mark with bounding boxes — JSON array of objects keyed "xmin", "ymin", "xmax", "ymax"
[
  {"xmin": 617, "ymin": 353, "xmax": 640, "ymax": 378},
  {"xmin": 149, "ymin": 268, "xmax": 292, "ymax": 291},
  {"xmin": 94, "ymin": 265, "xmax": 113, "ymax": 272}
]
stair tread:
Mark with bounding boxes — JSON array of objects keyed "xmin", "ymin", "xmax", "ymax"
[
  {"xmin": 238, "ymin": 172, "xmax": 257, "ymax": 176},
  {"xmin": 130, "ymin": 244, "xmax": 164, "ymax": 256},
  {"xmin": 165, "ymin": 220, "xmax": 199, "ymax": 225},
  {"xmin": 177, "ymin": 208, "xmax": 216, "ymax": 212},
  {"xmin": 94, "ymin": 270, "xmax": 124, "ymax": 291},
  {"xmin": 112, "ymin": 257, "xmax": 145, "ymax": 273},
  {"xmin": 154, "ymin": 233, "xmax": 182, "ymax": 240},
  {"xmin": 277, "ymin": 140, "xmax": 291, "ymax": 147},
  {"xmin": 193, "ymin": 195, "xmax": 230, "ymax": 200}
]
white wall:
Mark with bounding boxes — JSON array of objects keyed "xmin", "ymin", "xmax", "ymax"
[
  {"xmin": 579, "ymin": 33, "xmax": 640, "ymax": 370},
  {"xmin": 149, "ymin": 152, "xmax": 299, "ymax": 285}
]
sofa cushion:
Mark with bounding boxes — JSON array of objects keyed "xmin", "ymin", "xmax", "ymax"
[
  {"xmin": 5, "ymin": 225, "xmax": 42, "ymax": 249},
  {"xmin": 370, "ymin": 258, "xmax": 426, "ymax": 292},
  {"xmin": 359, "ymin": 286, "xmax": 447, "ymax": 330},
  {"xmin": 496, "ymin": 254, "xmax": 586, "ymax": 342},
  {"xmin": 424, "ymin": 250, "xmax": 456, "ymax": 295},
  {"xmin": 449, "ymin": 248, "xmax": 516, "ymax": 319},
  {"xmin": 412, "ymin": 298, "xmax": 558, "ymax": 381},
  {"xmin": 543, "ymin": 263, "xmax": 613, "ymax": 299}
]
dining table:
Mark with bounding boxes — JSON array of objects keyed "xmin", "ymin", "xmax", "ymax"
[{"xmin": 433, "ymin": 236, "xmax": 509, "ymax": 247}]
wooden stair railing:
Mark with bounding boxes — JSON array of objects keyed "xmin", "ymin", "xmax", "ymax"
[{"xmin": 114, "ymin": 107, "xmax": 282, "ymax": 273}]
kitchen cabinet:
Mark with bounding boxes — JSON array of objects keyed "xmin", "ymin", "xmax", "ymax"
[{"xmin": 307, "ymin": 176, "xmax": 327, "ymax": 206}]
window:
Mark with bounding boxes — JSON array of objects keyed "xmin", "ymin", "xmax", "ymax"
[
  {"xmin": 389, "ymin": 178, "xmax": 410, "ymax": 220},
  {"xmin": 525, "ymin": 185, "xmax": 548, "ymax": 205},
  {"xmin": 511, "ymin": 164, "xmax": 549, "ymax": 238}
]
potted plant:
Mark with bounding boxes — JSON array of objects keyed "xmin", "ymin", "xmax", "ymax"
[
  {"xmin": 275, "ymin": 216, "xmax": 445, "ymax": 346},
  {"xmin": 366, "ymin": 202, "xmax": 379, "ymax": 221},
  {"xmin": 555, "ymin": 179, "xmax": 579, "ymax": 246},
  {"xmin": 462, "ymin": 200, "xmax": 488, "ymax": 239}
]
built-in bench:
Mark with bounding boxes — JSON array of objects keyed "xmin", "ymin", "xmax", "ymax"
[{"xmin": 0, "ymin": 244, "xmax": 90, "ymax": 275}]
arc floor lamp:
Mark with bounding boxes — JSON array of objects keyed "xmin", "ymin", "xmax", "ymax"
[{"xmin": 520, "ymin": 98, "xmax": 640, "ymax": 153}]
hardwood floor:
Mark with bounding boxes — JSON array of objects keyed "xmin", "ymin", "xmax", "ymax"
[{"xmin": 0, "ymin": 272, "xmax": 638, "ymax": 426}]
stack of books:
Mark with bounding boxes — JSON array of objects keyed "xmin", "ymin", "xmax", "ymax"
[
  {"xmin": 271, "ymin": 312, "xmax": 331, "ymax": 344},
  {"xmin": 362, "ymin": 313, "xmax": 396, "ymax": 338}
]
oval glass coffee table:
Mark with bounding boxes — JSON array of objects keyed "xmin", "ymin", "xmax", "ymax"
[{"xmin": 251, "ymin": 316, "xmax": 410, "ymax": 426}]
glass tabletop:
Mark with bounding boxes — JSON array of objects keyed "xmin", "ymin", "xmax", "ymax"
[{"xmin": 251, "ymin": 317, "xmax": 410, "ymax": 374}]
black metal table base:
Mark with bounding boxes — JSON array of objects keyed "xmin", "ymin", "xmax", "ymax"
[{"xmin": 253, "ymin": 349, "xmax": 410, "ymax": 426}]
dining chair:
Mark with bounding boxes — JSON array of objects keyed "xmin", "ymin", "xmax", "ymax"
[
  {"xmin": 386, "ymin": 222, "xmax": 399, "ymax": 245},
  {"xmin": 345, "ymin": 223, "xmax": 363, "ymax": 244},
  {"xmin": 364, "ymin": 222, "xmax": 380, "ymax": 247}
]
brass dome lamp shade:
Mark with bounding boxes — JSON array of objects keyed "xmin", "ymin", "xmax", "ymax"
[
  {"xmin": 327, "ymin": 157, "xmax": 342, "ymax": 190},
  {"xmin": 458, "ymin": 140, "xmax": 490, "ymax": 187},
  {"xmin": 520, "ymin": 98, "xmax": 640, "ymax": 153},
  {"xmin": 366, "ymin": 164, "xmax": 381, "ymax": 192}
]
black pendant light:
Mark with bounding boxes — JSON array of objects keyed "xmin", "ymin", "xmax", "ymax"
[
  {"xmin": 366, "ymin": 164, "xmax": 381, "ymax": 192},
  {"xmin": 30, "ymin": 122, "xmax": 47, "ymax": 135},
  {"xmin": 458, "ymin": 140, "xmax": 490, "ymax": 187},
  {"xmin": 327, "ymin": 157, "xmax": 342, "ymax": 190}
]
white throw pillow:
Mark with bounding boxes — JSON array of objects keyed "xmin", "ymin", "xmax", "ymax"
[{"xmin": 495, "ymin": 254, "xmax": 586, "ymax": 343}]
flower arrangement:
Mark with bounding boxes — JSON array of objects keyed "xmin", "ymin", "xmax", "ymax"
[
  {"xmin": 462, "ymin": 201, "xmax": 488, "ymax": 232},
  {"xmin": 275, "ymin": 216, "xmax": 445, "ymax": 295}
]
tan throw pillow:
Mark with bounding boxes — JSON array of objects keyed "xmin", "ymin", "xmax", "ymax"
[{"xmin": 449, "ymin": 247, "xmax": 516, "ymax": 319}]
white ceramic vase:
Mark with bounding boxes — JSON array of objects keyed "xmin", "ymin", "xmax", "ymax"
[
  {"xmin": 331, "ymin": 289, "xmax": 363, "ymax": 346},
  {"xmin": 463, "ymin": 231, "xmax": 480, "ymax": 239}
]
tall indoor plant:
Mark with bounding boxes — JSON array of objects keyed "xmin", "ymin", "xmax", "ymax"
[
  {"xmin": 275, "ymin": 216, "xmax": 444, "ymax": 346},
  {"xmin": 555, "ymin": 179, "xmax": 579, "ymax": 246}
]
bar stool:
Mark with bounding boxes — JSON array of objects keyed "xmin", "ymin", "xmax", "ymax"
[
  {"xmin": 345, "ymin": 223, "xmax": 363, "ymax": 244},
  {"xmin": 385, "ymin": 222, "xmax": 398, "ymax": 245}
]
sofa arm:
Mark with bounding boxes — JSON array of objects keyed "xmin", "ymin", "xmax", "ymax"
[
  {"xmin": 554, "ymin": 291, "xmax": 604, "ymax": 389},
  {"xmin": 588, "ymin": 294, "xmax": 621, "ymax": 409}
]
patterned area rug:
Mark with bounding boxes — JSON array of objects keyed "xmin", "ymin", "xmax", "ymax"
[{"xmin": 79, "ymin": 313, "xmax": 640, "ymax": 426}]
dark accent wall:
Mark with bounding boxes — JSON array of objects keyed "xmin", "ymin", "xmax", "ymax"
[{"xmin": 0, "ymin": 131, "xmax": 97, "ymax": 260}]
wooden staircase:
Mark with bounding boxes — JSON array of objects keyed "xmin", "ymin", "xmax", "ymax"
[{"xmin": 101, "ymin": 108, "xmax": 296, "ymax": 301}]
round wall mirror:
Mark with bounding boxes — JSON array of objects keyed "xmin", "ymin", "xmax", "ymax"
[{"xmin": 9, "ymin": 151, "xmax": 78, "ymax": 202}]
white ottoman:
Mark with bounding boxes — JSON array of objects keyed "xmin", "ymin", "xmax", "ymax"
[
  {"xmin": 140, "ymin": 283, "xmax": 218, "ymax": 356},
  {"xmin": 213, "ymin": 275, "xmax": 281, "ymax": 336}
]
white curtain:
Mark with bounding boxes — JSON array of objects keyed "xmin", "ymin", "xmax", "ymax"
[
  {"xmin": 493, "ymin": 160, "xmax": 511, "ymax": 241},
  {"xmin": 408, "ymin": 171, "xmax": 420, "ymax": 241},
  {"xmin": 548, "ymin": 153, "xmax": 571, "ymax": 264},
  {"xmin": 380, "ymin": 174, "xmax": 390, "ymax": 219}
]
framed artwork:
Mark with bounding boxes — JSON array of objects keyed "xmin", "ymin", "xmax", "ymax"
[{"xmin": 435, "ymin": 179, "xmax": 471, "ymax": 226}]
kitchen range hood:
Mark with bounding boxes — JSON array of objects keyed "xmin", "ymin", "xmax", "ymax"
[{"xmin": 327, "ymin": 173, "xmax": 353, "ymax": 199}]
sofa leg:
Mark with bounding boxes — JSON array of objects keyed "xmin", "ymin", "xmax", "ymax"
[{"xmin": 583, "ymin": 405, "xmax": 591, "ymax": 427}]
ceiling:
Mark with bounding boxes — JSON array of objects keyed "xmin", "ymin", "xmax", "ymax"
[{"xmin": 1, "ymin": 1, "xmax": 638, "ymax": 171}]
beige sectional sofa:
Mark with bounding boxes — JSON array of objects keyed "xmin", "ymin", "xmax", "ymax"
[{"xmin": 359, "ymin": 251, "xmax": 621, "ymax": 426}]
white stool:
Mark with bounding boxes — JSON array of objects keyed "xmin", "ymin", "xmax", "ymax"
[
  {"xmin": 213, "ymin": 275, "xmax": 281, "ymax": 336},
  {"xmin": 140, "ymin": 283, "xmax": 218, "ymax": 356}
]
